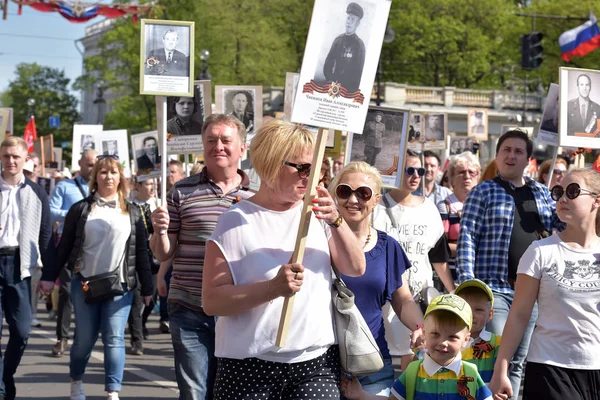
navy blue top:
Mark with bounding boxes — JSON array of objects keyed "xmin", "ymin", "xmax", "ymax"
[{"xmin": 341, "ymin": 229, "xmax": 410, "ymax": 360}]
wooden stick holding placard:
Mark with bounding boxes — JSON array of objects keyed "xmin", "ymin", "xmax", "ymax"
[
  {"xmin": 546, "ymin": 146, "xmax": 559, "ymax": 189},
  {"xmin": 159, "ymin": 96, "xmax": 168, "ymax": 214},
  {"xmin": 276, "ymin": 127, "xmax": 329, "ymax": 348}
]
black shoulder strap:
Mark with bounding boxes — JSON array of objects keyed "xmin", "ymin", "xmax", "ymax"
[
  {"xmin": 493, "ymin": 177, "xmax": 549, "ymax": 239},
  {"xmin": 74, "ymin": 177, "xmax": 87, "ymax": 198}
]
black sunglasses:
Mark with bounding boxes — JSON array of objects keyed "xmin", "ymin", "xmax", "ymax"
[
  {"xmin": 405, "ymin": 167, "xmax": 426, "ymax": 177},
  {"xmin": 97, "ymin": 154, "xmax": 119, "ymax": 161},
  {"xmin": 335, "ymin": 184, "xmax": 374, "ymax": 202},
  {"xmin": 551, "ymin": 182, "xmax": 598, "ymax": 201},
  {"xmin": 284, "ymin": 161, "xmax": 311, "ymax": 179}
]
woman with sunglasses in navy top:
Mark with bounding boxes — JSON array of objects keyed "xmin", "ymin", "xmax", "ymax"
[
  {"xmin": 372, "ymin": 150, "xmax": 454, "ymax": 371},
  {"xmin": 490, "ymin": 168, "xmax": 600, "ymax": 400},
  {"xmin": 331, "ymin": 162, "xmax": 424, "ymax": 397}
]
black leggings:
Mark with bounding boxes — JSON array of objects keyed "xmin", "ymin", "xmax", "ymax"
[
  {"xmin": 213, "ymin": 346, "xmax": 340, "ymax": 399},
  {"xmin": 523, "ymin": 362, "xmax": 600, "ymax": 400}
]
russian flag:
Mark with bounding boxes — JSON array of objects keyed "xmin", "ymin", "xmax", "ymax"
[{"xmin": 559, "ymin": 12, "xmax": 600, "ymax": 62}]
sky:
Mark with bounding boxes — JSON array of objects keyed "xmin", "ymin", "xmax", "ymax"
[{"xmin": 0, "ymin": 3, "xmax": 109, "ymax": 103}]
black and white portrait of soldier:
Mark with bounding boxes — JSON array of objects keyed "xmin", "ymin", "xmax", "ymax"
[
  {"xmin": 469, "ymin": 110, "xmax": 486, "ymax": 135},
  {"xmin": 423, "ymin": 113, "xmax": 445, "ymax": 141},
  {"xmin": 146, "ymin": 28, "xmax": 190, "ymax": 77},
  {"xmin": 317, "ymin": 2, "xmax": 367, "ymax": 93},
  {"xmin": 166, "ymin": 97, "xmax": 203, "ymax": 136},
  {"xmin": 566, "ymin": 73, "xmax": 600, "ymax": 136},
  {"xmin": 136, "ymin": 136, "xmax": 161, "ymax": 171},
  {"xmin": 81, "ymin": 134, "xmax": 95, "ymax": 152},
  {"xmin": 102, "ymin": 140, "xmax": 118, "ymax": 156},
  {"xmin": 224, "ymin": 90, "xmax": 255, "ymax": 135}
]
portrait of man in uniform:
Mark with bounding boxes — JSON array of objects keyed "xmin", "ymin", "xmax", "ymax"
[
  {"xmin": 102, "ymin": 140, "xmax": 118, "ymax": 156},
  {"xmin": 470, "ymin": 111, "xmax": 486, "ymax": 134},
  {"xmin": 319, "ymin": 2, "xmax": 366, "ymax": 93},
  {"xmin": 147, "ymin": 29, "xmax": 189, "ymax": 77},
  {"xmin": 136, "ymin": 136, "xmax": 161, "ymax": 171},
  {"xmin": 423, "ymin": 113, "xmax": 445, "ymax": 141},
  {"xmin": 227, "ymin": 91, "xmax": 255, "ymax": 135},
  {"xmin": 363, "ymin": 110, "xmax": 385, "ymax": 165},
  {"xmin": 567, "ymin": 73, "xmax": 600, "ymax": 136}
]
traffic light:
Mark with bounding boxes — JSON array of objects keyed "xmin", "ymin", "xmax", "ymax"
[{"xmin": 521, "ymin": 32, "xmax": 544, "ymax": 70}]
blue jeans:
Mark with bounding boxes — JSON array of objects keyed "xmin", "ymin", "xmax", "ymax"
[
  {"xmin": 159, "ymin": 266, "xmax": 172, "ymax": 322},
  {"xmin": 0, "ymin": 253, "xmax": 32, "ymax": 400},
  {"xmin": 487, "ymin": 291, "xmax": 538, "ymax": 400},
  {"xmin": 358, "ymin": 358, "xmax": 395, "ymax": 396},
  {"xmin": 169, "ymin": 303, "xmax": 216, "ymax": 400},
  {"xmin": 69, "ymin": 278, "xmax": 133, "ymax": 393}
]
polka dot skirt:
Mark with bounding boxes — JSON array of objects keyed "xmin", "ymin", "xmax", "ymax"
[{"xmin": 213, "ymin": 346, "xmax": 341, "ymax": 399}]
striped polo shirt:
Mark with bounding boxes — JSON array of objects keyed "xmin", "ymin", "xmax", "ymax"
[
  {"xmin": 167, "ymin": 168, "xmax": 252, "ymax": 311},
  {"xmin": 462, "ymin": 329, "xmax": 501, "ymax": 383},
  {"xmin": 391, "ymin": 353, "xmax": 492, "ymax": 400}
]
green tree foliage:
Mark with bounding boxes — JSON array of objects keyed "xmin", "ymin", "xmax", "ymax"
[{"xmin": 7, "ymin": 63, "xmax": 80, "ymax": 146}]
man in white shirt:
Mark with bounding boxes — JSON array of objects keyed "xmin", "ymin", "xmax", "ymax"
[{"xmin": 0, "ymin": 137, "xmax": 54, "ymax": 400}]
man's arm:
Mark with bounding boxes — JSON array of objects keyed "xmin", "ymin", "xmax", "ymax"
[
  {"xmin": 49, "ymin": 182, "xmax": 68, "ymax": 223},
  {"xmin": 38, "ymin": 187, "xmax": 57, "ymax": 281},
  {"xmin": 455, "ymin": 186, "xmax": 485, "ymax": 283}
]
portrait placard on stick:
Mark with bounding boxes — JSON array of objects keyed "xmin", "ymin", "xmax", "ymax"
[
  {"xmin": 406, "ymin": 112, "xmax": 422, "ymax": 151},
  {"xmin": 538, "ymin": 83, "xmax": 559, "ymax": 146},
  {"xmin": 291, "ymin": 0, "xmax": 392, "ymax": 133},
  {"xmin": 284, "ymin": 72, "xmax": 300, "ymax": 121},
  {"xmin": 559, "ymin": 67, "xmax": 600, "ymax": 149},
  {"xmin": 215, "ymin": 85, "xmax": 263, "ymax": 145},
  {"xmin": 467, "ymin": 109, "xmax": 488, "ymax": 141},
  {"xmin": 139, "ymin": 19, "xmax": 194, "ymax": 97},
  {"xmin": 0, "ymin": 108, "xmax": 13, "ymax": 137},
  {"xmin": 71, "ymin": 124, "xmax": 103, "ymax": 172},
  {"xmin": 131, "ymin": 131, "xmax": 161, "ymax": 181},
  {"xmin": 347, "ymin": 106, "xmax": 409, "ymax": 187},
  {"xmin": 421, "ymin": 112, "xmax": 447, "ymax": 150},
  {"xmin": 95, "ymin": 129, "xmax": 131, "ymax": 177}
]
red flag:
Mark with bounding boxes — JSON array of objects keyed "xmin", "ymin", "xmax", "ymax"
[
  {"xmin": 593, "ymin": 154, "xmax": 600, "ymax": 172},
  {"xmin": 23, "ymin": 117, "xmax": 37, "ymax": 153}
]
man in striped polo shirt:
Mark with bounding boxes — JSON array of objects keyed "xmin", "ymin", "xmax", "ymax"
[{"xmin": 151, "ymin": 114, "xmax": 252, "ymax": 400}]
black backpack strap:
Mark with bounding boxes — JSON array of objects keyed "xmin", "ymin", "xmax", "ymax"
[{"xmin": 74, "ymin": 177, "xmax": 87, "ymax": 198}]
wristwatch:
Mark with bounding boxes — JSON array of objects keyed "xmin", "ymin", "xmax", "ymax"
[{"xmin": 328, "ymin": 214, "xmax": 343, "ymax": 229}]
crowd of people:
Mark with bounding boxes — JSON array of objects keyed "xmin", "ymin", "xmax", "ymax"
[{"xmin": 0, "ymin": 118, "xmax": 598, "ymax": 400}]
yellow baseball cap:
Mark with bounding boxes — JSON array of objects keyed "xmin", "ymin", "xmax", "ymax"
[
  {"xmin": 455, "ymin": 279, "xmax": 494, "ymax": 307},
  {"xmin": 424, "ymin": 294, "xmax": 472, "ymax": 330}
]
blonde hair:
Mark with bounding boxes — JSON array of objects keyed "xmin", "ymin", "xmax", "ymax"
[
  {"xmin": 1, "ymin": 136, "xmax": 28, "ymax": 152},
  {"xmin": 250, "ymin": 120, "xmax": 315, "ymax": 187},
  {"xmin": 190, "ymin": 162, "xmax": 204, "ymax": 175},
  {"xmin": 328, "ymin": 161, "xmax": 383, "ymax": 197},
  {"xmin": 202, "ymin": 113, "xmax": 246, "ymax": 144},
  {"xmin": 448, "ymin": 151, "xmax": 481, "ymax": 183},
  {"xmin": 564, "ymin": 168, "xmax": 600, "ymax": 234},
  {"xmin": 89, "ymin": 157, "xmax": 128, "ymax": 213}
]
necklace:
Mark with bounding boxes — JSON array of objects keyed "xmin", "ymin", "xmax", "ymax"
[{"xmin": 363, "ymin": 229, "xmax": 372, "ymax": 248}]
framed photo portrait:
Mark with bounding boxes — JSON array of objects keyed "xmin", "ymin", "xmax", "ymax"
[
  {"xmin": 559, "ymin": 67, "xmax": 600, "ymax": 149},
  {"xmin": 71, "ymin": 124, "xmax": 103, "ymax": 172},
  {"xmin": 131, "ymin": 131, "xmax": 161, "ymax": 180},
  {"xmin": 215, "ymin": 85, "xmax": 263, "ymax": 145},
  {"xmin": 406, "ymin": 112, "xmax": 422, "ymax": 150},
  {"xmin": 449, "ymin": 136, "xmax": 477, "ymax": 156},
  {"xmin": 538, "ymin": 83, "xmax": 559, "ymax": 146},
  {"xmin": 467, "ymin": 108, "xmax": 488, "ymax": 141},
  {"xmin": 291, "ymin": 0, "xmax": 392, "ymax": 133},
  {"xmin": 325, "ymin": 129, "xmax": 343, "ymax": 158},
  {"xmin": 94, "ymin": 129, "xmax": 131, "ymax": 177},
  {"xmin": 162, "ymin": 80, "xmax": 211, "ymax": 154},
  {"xmin": 422, "ymin": 112, "xmax": 447, "ymax": 150},
  {"xmin": 0, "ymin": 108, "xmax": 13, "ymax": 137},
  {"xmin": 284, "ymin": 72, "xmax": 300, "ymax": 121},
  {"xmin": 139, "ymin": 19, "xmax": 194, "ymax": 97},
  {"xmin": 347, "ymin": 106, "xmax": 409, "ymax": 187}
]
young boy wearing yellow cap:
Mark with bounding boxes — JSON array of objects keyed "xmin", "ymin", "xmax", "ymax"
[
  {"xmin": 341, "ymin": 294, "xmax": 495, "ymax": 400},
  {"xmin": 455, "ymin": 279, "xmax": 501, "ymax": 383}
]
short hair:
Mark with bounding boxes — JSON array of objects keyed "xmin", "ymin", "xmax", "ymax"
[
  {"xmin": 456, "ymin": 287, "xmax": 492, "ymax": 306},
  {"xmin": 329, "ymin": 161, "xmax": 383, "ymax": 197},
  {"xmin": 448, "ymin": 151, "xmax": 481, "ymax": 183},
  {"xmin": 231, "ymin": 91, "xmax": 249, "ymax": 102},
  {"xmin": 577, "ymin": 74, "xmax": 591, "ymax": 87},
  {"xmin": 169, "ymin": 159, "xmax": 183, "ymax": 170},
  {"xmin": 496, "ymin": 129, "xmax": 533, "ymax": 159},
  {"xmin": 424, "ymin": 309, "xmax": 469, "ymax": 332},
  {"xmin": 202, "ymin": 113, "xmax": 247, "ymax": 144},
  {"xmin": 163, "ymin": 29, "xmax": 178, "ymax": 40},
  {"xmin": 404, "ymin": 149, "xmax": 421, "ymax": 167},
  {"xmin": 143, "ymin": 136, "xmax": 157, "ymax": 146},
  {"xmin": 29, "ymin": 151, "xmax": 40, "ymax": 161},
  {"xmin": 88, "ymin": 156, "xmax": 128, "ymax": 213},
  {"xmin": 423, "ymin": 150, "xmax": 440, "ymax": 166},
  {"xmin": 190, "ymin": 162, "xmax": 204, "ymax": 175},
  {"xmin": 80, "ymin": 148, "xmax": 97, "ymax": 161},
  {"xmin": 1, "ymin": 136, "xmax": 28, "ymax": 152},
  {"xmin": 250, "ymin": 120, "xmax": 315, "ymax": 187}
]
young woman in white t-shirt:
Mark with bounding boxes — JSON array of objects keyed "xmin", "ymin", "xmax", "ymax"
[{"xmin": 489, "ymin": 168, "xmax": 600, "ymax": 400}]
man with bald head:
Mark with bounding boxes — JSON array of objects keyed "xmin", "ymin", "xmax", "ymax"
[{"xmin": 48, "ymin": 149, "xmax": 97, "ymax": 357}]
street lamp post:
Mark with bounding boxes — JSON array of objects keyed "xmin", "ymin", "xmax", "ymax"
[
  {"xmin": 198, "ymin": 49, "xmax": 211, "ymax": 81},
  {"xmin": 27, "ymin": 98, "xmax": 35, "ymax": 121},
  {"xmin": 93, "ymin": 80, "xmax": 106, "ymax": 125}
]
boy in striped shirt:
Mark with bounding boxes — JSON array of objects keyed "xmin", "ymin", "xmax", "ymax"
[
  {"xmin": 342, "ymin": 294, "xmax": 499, "ymax": 400},
  {"xmin": 455, "ymin": 279, "xmax": 501, "ymax": 384}
]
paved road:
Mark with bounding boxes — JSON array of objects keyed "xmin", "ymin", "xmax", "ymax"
[{"xmin": 10, "ymin": 306, "xmax": 178, "ymax": 399}]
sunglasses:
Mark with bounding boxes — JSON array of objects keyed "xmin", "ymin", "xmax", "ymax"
[
  {"xmin": 550, "ymin": 182, "xmax": 598, "ymax": 201},
  {"xmin": 405, "ymin": 167, "xmax": 426, "ymax": 177},
  {"xmin": 284, "ymin": 161, "xmax": 311, "ymax": 179},
  {"xmin": 97, "ymin": 154, "xmax": 119, "ymax": 161},
  {"xmin": 553, "ymin": 169, "xmax": 566, "ymax": 176},
  {"xmin": 335, "ymin": 184, "xmax": 374, "ymax": 202}
]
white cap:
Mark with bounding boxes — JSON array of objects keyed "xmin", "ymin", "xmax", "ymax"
[{"xmin": 23, "ymin": 159, "xmax": 35, "ymax": 173}]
